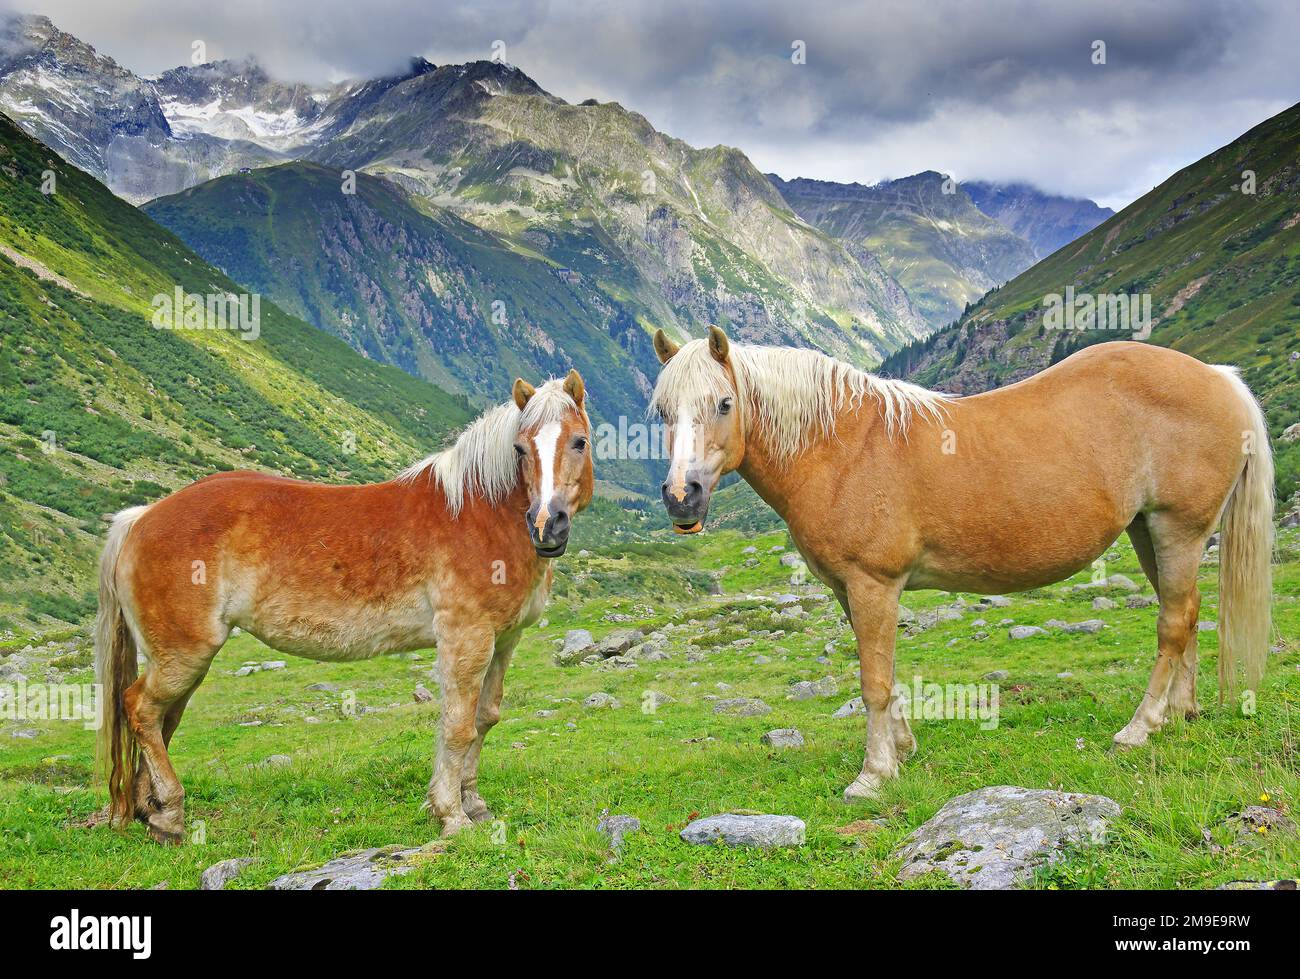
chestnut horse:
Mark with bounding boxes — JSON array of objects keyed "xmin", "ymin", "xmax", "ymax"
[
  {"xmin": 95, "ymin": 371, "xmax": 593, "ymax": 841},
  {"xmin": 651, "ymin": 327, "xmax": 1273, "ymax": 800}
]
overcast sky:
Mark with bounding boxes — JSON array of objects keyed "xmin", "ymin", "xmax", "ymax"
[{"xmin": 6, "ymin": 0, "xmax": 1299, "ymax": 208}]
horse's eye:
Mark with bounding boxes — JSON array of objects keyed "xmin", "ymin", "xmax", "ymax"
[
  {"xmin": 573, "ymin": 437, "xmax": 587, "ymax": 452},
  {"xmin": 514, "ymin": 443, "xmax": 526, "ymax": 457},
  {"xmin": 718, "ymin": 398, "xmax": 732, "ymax": 415}
]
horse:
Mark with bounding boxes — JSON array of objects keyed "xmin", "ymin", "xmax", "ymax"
[
  {"xmin": 95, "ymin": 370, "xmax": 594, "ymax": 842},
  {"xmin": 650, "ymin": 326, "xmax": 1274, "ymax": 800}
]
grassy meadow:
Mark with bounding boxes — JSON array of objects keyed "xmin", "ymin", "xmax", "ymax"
[{"xmin": 1, "ymin": 515, "xmax": 1297, "ymax": 890}]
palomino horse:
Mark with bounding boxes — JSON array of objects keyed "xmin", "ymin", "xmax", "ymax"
[
  {"xmin": 651, "ymin": 327, "xmax": 1273, "ymax": 800},
  {"xmin": 95, "ymin": 371, "xmax": 593, "ymax": 841}
]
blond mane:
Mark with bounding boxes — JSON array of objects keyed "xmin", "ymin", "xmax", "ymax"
[
  {"xmin": 397, "ymin": 379, "xmax": 577, "ymax": 515},
  {"xmin": 649, "ymin": 339, "xmax": 951, "ymax": 462}
]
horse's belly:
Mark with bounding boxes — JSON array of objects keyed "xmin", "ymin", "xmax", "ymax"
[{"xmin": 235, "ymin": 594, "xmax": 436, "ymax": 662}]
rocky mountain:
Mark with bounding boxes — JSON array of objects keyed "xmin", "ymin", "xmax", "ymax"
[
  {"xmin": 0, "ymin": 111, "xmax": 474, "ymax": 627},
  {"xmin": 142, "ymin": 161, "xmax": 663, "ymax": 490},
  {"xmin": 769, "ymin": 171, "xmax": 1039, "ymax": 330},
  {"xmin": 882, "ymin": 100, "xmax": 1300, "ymax": 500},
  {"xmin": 0, "ymin": 12, "xmax": 927, "ymax": 369},
  {"xmin": 962, "ymin": 181, "xmax": 1114, "ymax": 259}
]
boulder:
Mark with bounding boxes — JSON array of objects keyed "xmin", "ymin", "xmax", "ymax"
[
  {"xmin": 201, "ymin": 857, "xmax": 257, "ymax": 891},
  {"xmin": 832, "ymin": 696, "xmax": 865, "ymax": 718},
  {"xmin": 583, "ymin": 692, "xmax": 620, "ymax": 710},
  {"xmin": 592, "ymin": 629, "xmax": 644, "ymax": 658},
  {"xmin": 1060, "ymin": 619, "xmax": 1106, "ymax": 635},
  {"xmin": 267, "ymin": 844, "xmax": 436, "ymax": 890},
  {"xmin": 680, "ymin": 814, "xmax": 806, "ymax": 848},
  {"xmin": 761, "ymin": 728, "xmax": 805, "ymax": 749},
  {"xmin": 788, "ymin": 676, "xmax": 838, "ymax": 701},
  {"xmin": 1091, "ymin": 597, "xmax": 1117, "ymax": 611},
  {"xmin": 713, "ymin": 698, "xmax": 771, "ymax": 717},
  {"xmin": 555, "ymin": 629, "xmax": 595, "ymax": 665},
  {"xmin": 1008, "ymin": 625, "xmax": 1047, "ymax": 639},
  {"xmin": 895, "ymin": 785, "xmax": 1121, "ymax": 890},
  {"xmin": 1126, "ymin": 594, "xmax": 1158, "ymax": 609},
  {"xmin": 597, "ymin": 814, "xmax": 641, "ymax": 852}
]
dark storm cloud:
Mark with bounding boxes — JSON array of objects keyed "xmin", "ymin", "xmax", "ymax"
[{"xmin": 6, "ymin": 0, "xmax": 1299, "ymax": 207}]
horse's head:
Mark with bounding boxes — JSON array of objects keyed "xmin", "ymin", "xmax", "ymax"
[
  {"xmin": 513, "ymin": 370, "xmax": 594, "ymax": 558},
  {"xmin": 649, "ymin": 326, "xmax": 745, "ymax": 534}
]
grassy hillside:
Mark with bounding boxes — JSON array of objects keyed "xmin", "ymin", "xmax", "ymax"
[
  {"xmin": 771, "ymin": 172, "xmax": 1038, "ymax": 330},
  {"xmin": 0, "ymin": 112, "xmax": 474, "ymax": 630},
  {"xmin": 883, "ymin": 102, "xmax": 1300, "ymax": 501},
  {"xmin": 3, "ymin": 521, "xmax": 1296, "ymax": 888}
]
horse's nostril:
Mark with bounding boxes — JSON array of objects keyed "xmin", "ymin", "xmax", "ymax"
[{"xmin": 687, "ymin": 481, "xmax": 703, "ymax": 498}]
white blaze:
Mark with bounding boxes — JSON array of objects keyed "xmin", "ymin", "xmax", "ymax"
[
  {"xmin": 667, "ymin": 409, "xmax": 695, "ymax": 502},
  {"xmin": 533, "ymin": 422, "xmax": 562, "ymax": 531}
]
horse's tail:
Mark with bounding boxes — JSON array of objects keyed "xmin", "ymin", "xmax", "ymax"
[
  {"xmin": 95, "ymin": 504, "xmax": 148, "ymax": 828},
  {"xmin": 1213, "ymin": 366, "xmax": 1274, "ymax": 704}
]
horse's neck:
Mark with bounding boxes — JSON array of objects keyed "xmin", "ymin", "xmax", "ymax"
[{"xmin": 738, "ymin": 401, "xmax": 879, "ymax": 528}]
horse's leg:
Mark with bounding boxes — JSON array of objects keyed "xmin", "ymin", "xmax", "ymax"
[
  {"xmin": 427, "ymin": 626, "xmax": 495, "ymax": 837},
  {"xmin": 1127, "ymin": 516, "xmax": 1198, "ymax": 718},
  {"xmin": 460, "ymin": 634, "xmax": 519, "ymax": 824},
  {"xmin": 842, "ymin": 574, "xmax": 908, "ymax": 801},
  {"xmin": 1114, "ymin": 516, "xmax": 1204, "ymax": 747},
  {"xmin": 123, "ymin": 648, "xmax": 217, "ymax": 844}
]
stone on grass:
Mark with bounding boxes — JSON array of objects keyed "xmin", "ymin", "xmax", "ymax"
[
  {"xmin": 413, "ymin": 684, "xmax": 435, "ymax": 703},
  {"xmin": 832, "ymin": 697, "xmax": 864, "ymax": 718},
  {"xmin": 261, "ymin": 661, "xmax": 286, "ymax": 671},
  {"xmin": 762, "ymin": 728, "xmax": 805, "ymax": 749},
  {"xmin": 681, "ymin": 814, "xmax": 805, "ymax": 848},
  {"xmin": 1198, "ymin": 620, "xmax": 1217, "ymax": 632},
  {"xmin": 592, "ymin": 629, "xmax": 643, "ymax": 658},
  {"xmin": 583, "ymin": 692, "xmax": 620, "ymax": 710},
  {"xmin": 1215, "ymin": 879, "xmax": 1297, "ymax": 890},
  {"xmin": 788, "ymin": 676, "xmax": 837, "ymax": 701},
  {"xmin": 233, "ymin": 665, "xmax": 260, "ymax": 677},
  {"xmin": 1224, "ymin": 806, "xmax": 1295, "ymax": 841},
  {"xmin": 260, "ymin": 754, "xmax": 292, "ymax": 768},
  {"xmin": 597, "ymin": 814, "xmax": 641, "ymax": 851},
  {"xmin": 982, "ymin": 595, "xmax": 1012, "ymax": 608},
  {"xmin": 306, "ymin": 682, "xmax": 338, "ymax": 693},
  {"xmin": 982, "ymin": 670, "xmax": 1010, "ymax": 682},
  {"xmin": 1091, "ymin": 597, "xmax": 1117, "ymax": 611},
  {"xmin": 267, "ymin": 844, "xmax": 437, "ymax": 890},
  {"xmin": 895, "ymin": 785, "xmax": 1121, "ymax": 890},
  {"xmin": 1126, "ymin": 594, "xmax": 1157, "ymax": 609},
  {"xmin": 642, "ymin": 690, "xmax": 675, "ymax": 710},
  {"xmin": 1060, "ymin": 619, "xmax": 1106, "ymax": 635},
  {"xmin": 201, "ymin": 857, "xmax": 257, "ymax": 891},
  {"xmin": 555, "ymin": 629, "xmax": 595, "ymax": 665},
  {"xmin": 779, "ymin": 553, "xmax": 803, "ymax": 568},
  {"xmin": 713, "ymin": 697, "xmax": 771, "ymax": 717},
  {"xmin": 1008, "ymin": 626, "xmax": 1047, "ymax": 639}
]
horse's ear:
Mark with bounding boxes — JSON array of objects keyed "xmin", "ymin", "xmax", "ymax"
[
  {"xmin": 513, "ymin": 378, "xmax": 535, "ymax": 411},
  {"xmin": 653, "ymin": 328, "xmax": 679, "ymax": 365},
  {"xmin": 708, "ymin": 325, "xmax": 730, "ymax": 363},
  {"xmin": 563, "ymin": 368, "xmax": 585, "ymax": 407}
]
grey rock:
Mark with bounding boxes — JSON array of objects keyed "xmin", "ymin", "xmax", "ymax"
[
  {"xmin": 201, "ymin": 857, "xmax": 257, "ymax": 891},
  {"xmin": 742, "ymin": 546, "xmax": 758, "ymax": 555},
  {"xmin": 732, "ymin": 638, "xmax": 756, "ymax": 649},
  {"xmin": 1091, "ymin": 597, "xmax": 1117, "ymax": 611},
  {"xmin": 1008, "ymin": 626, "xmax": 1047, "ymax": 639},
  {"xmin": 1061, "ymin": 619, "xmax": 1106, "ymax": 635},
  {"xmin": 779, "ymin": 553, "xmax": 803, "ymax": 568},
  {"xmin": 10, "ymin": 728, "xmax": 40, "ymax": 739},
  {"xmin": 412, "ymin": 684, "xmax": 435, "ymax": 703},
  {"xmin": 555, "ymin": 629, "xmax": 595, "ymax": 665},
  {"xmin": 535, "ymin": 709, "xmax": 557, "ymax": 718},
  {"xmin": 233, "ymin": 665, "xmax": 260, "ymax": 677},
  {"xmin": 592, "ymin": 629, "xmax": 644, "ymax": 658},
  {"xmin": 267, "ymin": 845, "xmax": 434, "ymax": 890},
  {"xmin": 832, "ymin": 696, "xmax": 865, "ymax": 718},
  {"xmin": 641, "ymin": 690, "xmax": 675, "ymax": 710},
  {"xmin": 1197, "ymin": 620, "xmax": 1217, "ymax": 632},
  {"xmin": 306, "ymin": 682, "xmax": 338, "ymax": 693},
  {"xmin": 597, "ymin": 814, "xmax": 641, "ymax": 851},
  {"xmin": 788, "ymin": 676, "xmax": 837, "ymax": 701},
  {"xmin": 1215, "ymin": 879, "xmax": 1297, "ymax": 890},
  {"xmin": 681, "ymin": 813, "xmax": 806, "ymax": 848},
  {"xmin": 982, "ymin": 595, "xmax": 1012, "ymax": 608},
  {"xmin": 1126, "ymin": 594, "xmax": 1158, "ymax": 609},
  {"xmin": 596, "ymin": 654, "xmax": 638, "ymax": 671},
  {"xmin": 895, "ymin": 785, "xmax": 1121, "ymax": 890},
  {"xmin": 1107, "ymin": 574, "xmax": 1139, "ymax": 592},
  {"xmin": 982, "ymin": 670, "xmax": 1010, "ymax": 682},
  {"xmin": 1224, "ymin": 806, "xmax": 1296, "ymax": 841},
  {"xmin": 752, "ymin": 655, "xmax": 771, "ymax": 665},
  {"xmin": 713, "ymin": 697, "xmax": 771, "ymax": 717},
  {"xmin": 583, "ymin": 692, "xmax": 620, "ymax": 710},
  {"xmin": 261, "ymin": 661, "xmax": 287, "ymax": 671},
  {"xmin": 761, "ymin": 728, "xmax": 805, "ymax": 749},
  {"xmin": 260, "ymin": 754, "xmax": 293, "ymax": 768}
]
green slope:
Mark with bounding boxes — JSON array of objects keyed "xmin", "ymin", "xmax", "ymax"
[
  {"xmin": 142, "ymin": 162, "xmax": 662, "ymax": 489},
  {"xmin": 883, "ymin": 102, "xmax": 1300, "ymax": 501},
  {"xmin": 0, "ymin": 112, "xmax": 474, "ymax": 629},
  {"xmin": 770, "ymin": 172, "xmax": 1038, "ymax": 330}
]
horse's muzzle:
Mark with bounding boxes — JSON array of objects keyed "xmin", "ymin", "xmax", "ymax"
[
  {"xmin": 528, "ymin": 505, "xmax": 570, "ymax": 558},
  {"xmin": 662, "ymin": 476, "xmax": 708, "ymax": 535}
]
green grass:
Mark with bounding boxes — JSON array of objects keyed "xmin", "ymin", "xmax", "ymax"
[{"xmin": 2, "ymin": 523, "xmax": 1296, "ymax": 889}]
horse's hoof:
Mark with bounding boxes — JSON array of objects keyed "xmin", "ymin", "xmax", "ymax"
[
  {"xmin": 440, "ymin": 816, "xmax": 474, "ymax": 838},
  {"xmin": 1112, "ymin": 727, "xmax": 1149, "ymax": 749},
  {"xmin": 465, "ymin": 805, "xmax": 495, "ymax": 824},
  {"xmin": 843, "ymin": 775, "xmax": 882, "ymax": 802}
]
